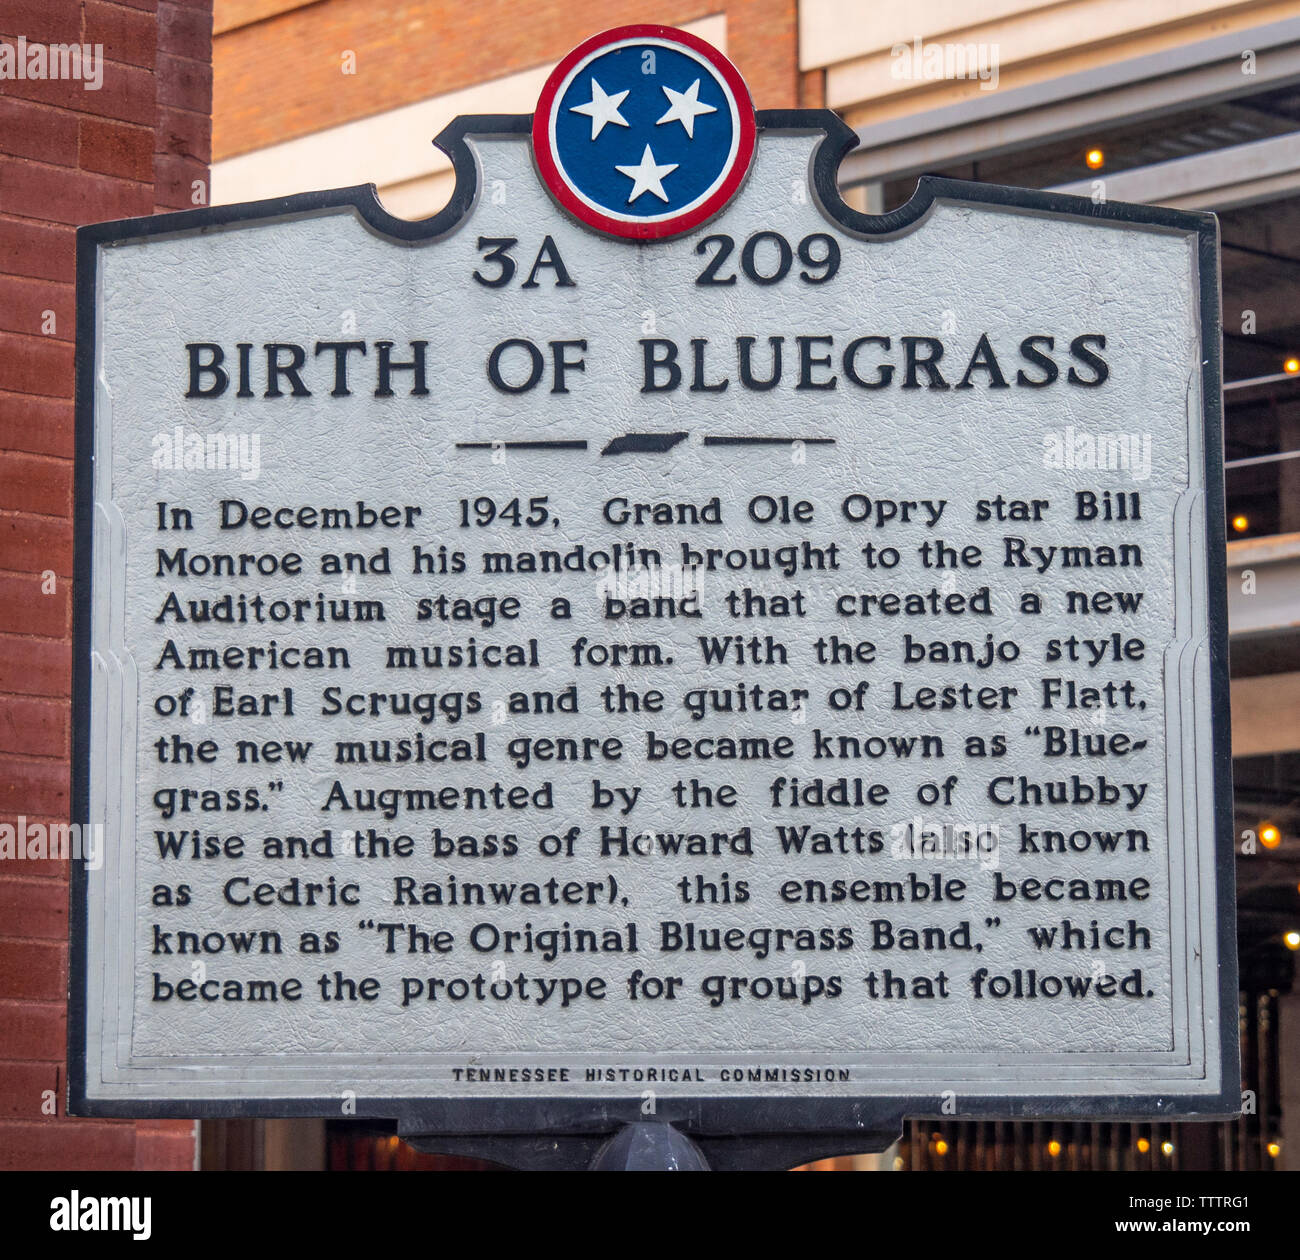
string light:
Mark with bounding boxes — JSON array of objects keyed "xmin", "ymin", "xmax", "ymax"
[
  {"xmin": 1268, "ymin": 1142, "xmax": 1282, "ymax": 1158},
  {"xmin": 1285, "ymin": 357, "xmax": 1300, "ymax": 375},
  {"xmin": 1232, "ymin": 515, "xmax": 1249, "ymax": 533},
  {"xmin": 1085, "ymin": 148, "xmax": 1105, "ymax": 170},
  {"xmin": 1161, "ymin": 1141, "xmax": 1175, "ymax": 1156},
  {"xmin": 1136, "ymin": 1137, "xmax": 1150, "ymax": 1153},
  {"xmin": 1047, "ymin": 1139, "xmax": 1062, "ymax": 1157},
  {"xmin": 1284, "ymin": 930, "xmax": 1300, "ymax": 951},
  {"xmin": 1260, "ymin": 822, "xmax": 1281, "ymax": 849}
]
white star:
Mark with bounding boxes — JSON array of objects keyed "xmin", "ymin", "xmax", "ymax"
[
  {"xmin": 656, "ymin": 79, "xmax": 717, "ymax": 138},
  {"xmin": 569, "ymin": 78, "xmax": 630, "ymax": 140},
  {"xmin": 614, "ymin": 144, "xmax": 678, "ymax": 203}
]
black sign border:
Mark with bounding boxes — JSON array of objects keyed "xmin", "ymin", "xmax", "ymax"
[{"xmin": 69, "ymin": 110, "xmax": 1239, "ymax": 1150}]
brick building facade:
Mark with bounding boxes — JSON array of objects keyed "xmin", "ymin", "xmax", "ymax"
[
  {"xmin": 0, "ymin": 0, "xmax": 212, "ymax": 1171},
  {"xmin": 212, "ymin": 2, "xmax": 805, "ymax": 215},
  {"xmin": 216, "ymin": 0, "xmax": 804, "ymax": 157}
]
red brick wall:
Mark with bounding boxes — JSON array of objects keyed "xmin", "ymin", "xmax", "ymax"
[
  {"xmin": 214, "ymin": 0, "xmax": 801, "ymax": 161},
  {"xmin": 0, "ymin": 0, "xmax": 211, "ymax": 1172}
]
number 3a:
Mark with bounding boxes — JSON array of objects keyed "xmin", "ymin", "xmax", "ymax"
[{"xmin": 473, "ymin": 236, "xmax": 575, "ymax": 288}]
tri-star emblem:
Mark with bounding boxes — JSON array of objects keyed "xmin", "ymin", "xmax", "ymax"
[{"xmin": 533, "ymin": 25, "xmax": 756, "ymax": 240}]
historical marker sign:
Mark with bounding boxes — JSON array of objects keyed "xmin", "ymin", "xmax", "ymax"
[{"xmin": 71, "ymin": 26, "xmax": 1237, "ymax": 1151}]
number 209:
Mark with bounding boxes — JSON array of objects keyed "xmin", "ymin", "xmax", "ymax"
[{"xmin": 695, "ymin": 231, "xmax": 840, "ymax": 286}]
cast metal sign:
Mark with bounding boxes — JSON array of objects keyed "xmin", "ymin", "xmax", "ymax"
[{"xmin": 70, "ymin": 25, "xmax": 1237, "ymax": 1160}]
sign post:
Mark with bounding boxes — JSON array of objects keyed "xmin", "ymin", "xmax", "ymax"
[{"xmin": 71, "ymin": 25, "xmax": 1238, "ymax": 1170}]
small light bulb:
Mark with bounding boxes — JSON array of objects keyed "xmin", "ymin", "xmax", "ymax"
[
  {"xmin": 1085, "ymin": 148, "xmax": 1105, "ymax": 170},
  {"xmin": 1161, "ymin": 1141, "xmax": 1175, "ymax": 1156},
  {"xmin": 934, "ymin": 1138, "xmax": 949, "ymax": 1155},
  {"xmin": 1260, "ymin": 822, "xmax": 1281, "ymax": 848},
  {"xmin": 1048, "ymin": 1139, "xmax": 1062, "ymax": 1157},
  {"xmin": 1268, "ymin": 1142, "xmax": 1282, "ymax": 1158},
  {"xmin": 1285, "ymin": 357, "xmax": 1300, "ymax": 375},
  {"xmin": 1137, "ymin": 1137, "xmax": 1150, "ymax": 1153},
  {"xmin": 1284, "ymin": 930, "xmax": 1300, "ymax": 951},
  {"xmin": 1232, "ymin": 515, "xmax": 1249, "ymax": 533}
]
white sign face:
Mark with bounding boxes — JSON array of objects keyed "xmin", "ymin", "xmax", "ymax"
[{"xmin": 71, "ymin": 29, "xmax": 1235, "ymax": 1132}]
